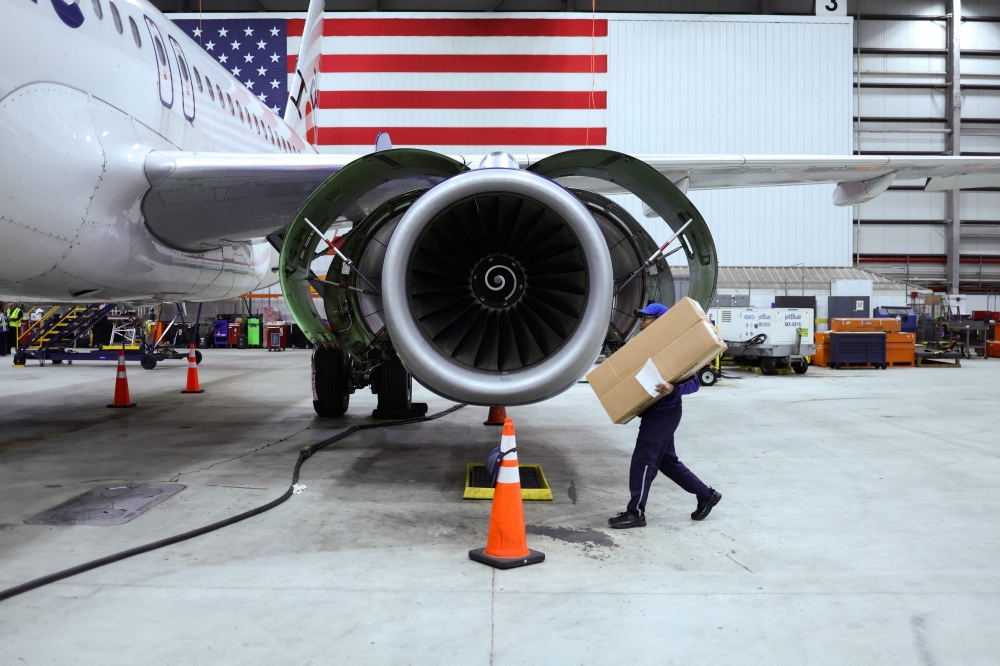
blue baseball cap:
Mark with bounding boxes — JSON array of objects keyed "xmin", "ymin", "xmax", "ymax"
[{"xmin": 635, "ymin": 303, "xmax": 669, "ymax": 318}]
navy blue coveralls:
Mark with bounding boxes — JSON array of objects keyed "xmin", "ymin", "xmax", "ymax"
[{"xmin": 627, "ymin": 376, "xmax": 710, "ymax": 516}]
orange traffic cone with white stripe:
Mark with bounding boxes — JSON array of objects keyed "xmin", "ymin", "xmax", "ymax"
[
  {"xmin": 483, "ymin": 405, "xmax": 507, "ymax": 426},
  {"xmin": 181, "ymin": 344, "xmax": 204, "ymax": 394},
  {"xmin": 107, "ymin": 349, "xmax": 136, "ymax": 408},
  {"xmin": 469, "ymin": 418, "xmax": 545, "ymax": 569}
]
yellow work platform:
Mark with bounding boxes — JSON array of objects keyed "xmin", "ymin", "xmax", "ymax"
[{"xmin": 463, "ymin": 463, "xmax": 553, "ymax": 501}]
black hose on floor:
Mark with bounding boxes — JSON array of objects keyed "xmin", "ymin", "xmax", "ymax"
[{"xmin": 0, "ymin": 404, "xmax": 466, "ymax": 603}]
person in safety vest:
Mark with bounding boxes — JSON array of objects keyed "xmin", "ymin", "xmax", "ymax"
[
  {"xmin": 0, "ymin": 303, "xmax": 8, "ymax": 356},
  {"xmin": 5, "ymin": 302, "xmax": 23, "ymax": 351},
  {"xmin": 607, "ymin": 303, "xmax": 722, "ymax": 529}
]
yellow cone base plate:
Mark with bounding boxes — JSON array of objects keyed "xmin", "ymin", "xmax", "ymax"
[{"xmin": 464, "ymin": 463, "xmax": 553, "ymax": 501}]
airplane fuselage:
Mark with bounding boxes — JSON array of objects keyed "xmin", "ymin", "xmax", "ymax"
[{"xmin": 0, "ymin": 0, "xmax": 311, "ymax": 302}]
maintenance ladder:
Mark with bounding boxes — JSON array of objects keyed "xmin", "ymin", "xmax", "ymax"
[{"xmin": 22, "ymin": 304, "xmax": 117, "ymax": 353}]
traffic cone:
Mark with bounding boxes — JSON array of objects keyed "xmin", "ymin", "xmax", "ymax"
[
  {"xmin": 469, "ymin": 418, "xmax": 545, "ymax": 569},
  {"xmin": 107, "ymin": 349, "xmax": 136, "ymax": 408},
  {"xmin": 181, "ymin": 344, "xmax": 204, "ymax": 394},
  {"xmin": 483, "ymin": 405, "xmax": 507, "ymax": 426}
]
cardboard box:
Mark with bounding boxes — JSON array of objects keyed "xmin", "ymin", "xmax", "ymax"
[
  {"xmin": 831, "ymin": 318, "xmax": 901, "ymax": 333},
  {"xmin": 587, "ymin": 298, "xmax": 727, "ymax": 424}
]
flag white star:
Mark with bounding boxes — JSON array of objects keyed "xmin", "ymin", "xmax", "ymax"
[
  {"xmin": 231, "ymin": 66, "xmax": 241, "ymax": 76},
  {"xmin": 193, "ymin": 27, "xmax": 201, "ymax": 37},
  {"xmin": 205, "ymin": 40, "xmax": 215, "ymax": 51},
  {"xmin": 230, "ymin": 40, "xmax": 241, "ymax": 50},
  {"xmin": 259, "ymin": 93, "xmax": 267, "ymax": 102},
  {"xmin": 256, "ymin": 39, "xmax": 266, "ymax": 50},
  {"xmin": 271, "ymin": 105, "xmax": 280, "ymax": 113},
  {"xmin": 218, "ymin": 54, "xmax": 228, "ymax": 63},
  {"xmin": 218, "ymin": 27, "xmax": 227, "ymax": 37},
  {"xmin": 257, "ymin": 66, "xmax": 267, "ymax": 76},
  {"xmin": 244, "ymin": 26, "xmax": 254, "ymax": 36},
  {"xmin": 270, "ymin": 79, "xmax": 280, "ymax": 89},
  {"xmin": 244, "ymin": 53, "xmax": 254, "ymax": 63},
  {"xmin": 245, "ymin": 80, "xmax": 254, "ymax": 89},
  {"xmin": 270, "ymin": 27, "xmax": 279, "ymax": 37},
  {"xmin": 270, "ymin": 53, "xmax": 280, "ymax": 63}
]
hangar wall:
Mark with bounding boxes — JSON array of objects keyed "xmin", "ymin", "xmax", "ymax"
[
  {"xmin": 850, "ymin": 0, "xmax": 1000, "ymax": 294},
  {"xmin": 171, "ymin": 11, "xmax": 853, "ymax": 269},
  {"xmin": 603, "ymin": 15, "xmax": 853, "ymax": 267}
]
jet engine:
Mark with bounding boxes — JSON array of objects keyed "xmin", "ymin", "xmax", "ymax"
[{"xmin": 277, "ymin": 149, "xmax": 717, "ymax": 417}]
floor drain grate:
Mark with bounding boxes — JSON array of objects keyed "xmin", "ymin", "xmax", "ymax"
[
  {"xmin": 464, "ymin": 464, "xmax": 552, "ymax": 501},
  {"xmin": 24, "ymin": 483, "xmax": 185, "ymax": 526}
]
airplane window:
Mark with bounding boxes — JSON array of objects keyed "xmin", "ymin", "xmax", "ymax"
[
  {"xmin": 177, "ymin": 54, "xmax": 190, "ymax": 81},
  {"xmin": 129, "ymin": 16, "xmax": 141, "ymax": 48},
  {"xmin": 153, "ymin": 36, "xmax": 166, "ymax": 66},
  {"xmin": 227, "ymin": 93, "xmax": 234, "ymax": 115},
  {"xmin": 217, "ymin": 85, "xmax": 224, "ymax": 106},
  {"xmin": 109, "ymin": 1, "xmax": 122, "ymax": 34},
  {"xmin": 204, "ymin": 75, "xmax": 213, "ymax": 99},
  {"xmin": 91, "ymin": 0, "xmax": 102, "ymax": 20},
  {"xmin": 192, "ymin": 67, "xmax": 203, "ymax": 93}
]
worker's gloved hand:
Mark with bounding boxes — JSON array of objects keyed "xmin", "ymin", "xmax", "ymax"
[{"xmin": 654, "ymin": 382, "xmax": 675, "ymax": 395}]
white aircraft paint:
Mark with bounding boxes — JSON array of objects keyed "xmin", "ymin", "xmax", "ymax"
[{"xmin": 0, "ymin": 0, "xmax": 311, "ymax": 302}]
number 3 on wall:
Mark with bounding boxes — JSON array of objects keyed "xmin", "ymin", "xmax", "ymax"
[{"xmin": 817, "ymin": 0, "xmax": 846, "ymax": 15}]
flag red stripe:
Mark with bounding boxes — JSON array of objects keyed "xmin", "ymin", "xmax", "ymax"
[
  {"xmin": 317, "ymin": 127, "xmax": 606, "ymax": 146},
  {"xmin": 286, "ymin": 18, "xmax": 608, "ymax": 38},
  {"xmin": 318, "ymin": 90, "xmax": 607, "ymax": 109},
  {"xmin": 298, "ymin": 54, "xmax": 605, "ymax": 74},
  {"xmin": 288, "ymin": 54, "xmax": 607, "ymax": 74}
]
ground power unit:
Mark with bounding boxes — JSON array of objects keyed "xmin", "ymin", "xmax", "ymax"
[{"xmin": 708, "ymin": 307, "xmax": 816, "ymax": 374}]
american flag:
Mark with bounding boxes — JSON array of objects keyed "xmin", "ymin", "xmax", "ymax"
[
  {"xmin": 171, "ymin": 14, "xmax": 607, "ymax": 154},
  {"xmin": 173, "ymin": 17, "xmax": 287, "ymax": 114}
]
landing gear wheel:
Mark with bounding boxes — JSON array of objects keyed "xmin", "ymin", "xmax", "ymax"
[
  {"xmin": 140, "ymin": 354, "xmax": 157, "ymax": 370},
  {"xmin": 13, "ymin": 353, "xmax": 26, "ymax": 366},
  {"xmin": 51, "ymin": 359, "xmax": 63, "ymax": 365},
  {"xmin": 313, "ymin": 343, "xmax": 351, "ymax": 417},
  {"xmin": 760, "ymin": 358, "xmax": 777, "ymax": 375},
  {"xmin": 792, "ymin": 360, "xmax": 808, "ymax": 374},
  {"xmin": 195, "ymin": 350, "xmax": 203, "ymax": 365},
  {"xmin": 698, "ymin": 366, "xmax": 719, "ymax": 386}
]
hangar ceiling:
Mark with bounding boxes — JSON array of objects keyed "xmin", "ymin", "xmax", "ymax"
[{"xmin": 150, "ymin": 0, "xmax": 816, "ymax": 15}]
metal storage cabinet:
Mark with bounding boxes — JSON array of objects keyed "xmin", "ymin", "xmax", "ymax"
[{"xmin": 829, "ymin": 332, "xmax": 887, "ymax": 369}]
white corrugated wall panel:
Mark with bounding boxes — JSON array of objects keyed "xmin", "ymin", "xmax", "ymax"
[
  {"xmin": 857, "ymin": 224, "xmax": 947, "ymax": 255},
  {"xmin": 857, "ymin": 190, "xmax": 947, "ymax": 220},
  {"xmin": 606, "ymin": 15, "xmax": 853, "ymax": 267}
]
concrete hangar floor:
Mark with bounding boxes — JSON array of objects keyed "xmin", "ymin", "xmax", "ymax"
[{"xmin": 0, "ymin": 350, "xmax": 997, "ymax": 664}]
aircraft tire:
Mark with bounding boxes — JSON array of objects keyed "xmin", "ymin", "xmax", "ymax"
[{"xmin": 313, "ymin": 343, "xmax": 350, "ymax": 417}]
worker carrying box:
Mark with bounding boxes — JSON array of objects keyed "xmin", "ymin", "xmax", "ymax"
[{"xmin": 587, "ymin": 299, "xmax": 727, "ymax": 529}]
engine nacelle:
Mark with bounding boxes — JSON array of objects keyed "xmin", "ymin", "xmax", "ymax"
[
  {"xmin": 278, "ymin": 148, "xmax": 717, "ymax": 412},
  {"xmin": 381, "ymin": 167, "xmax": 613, "ymax": 405}
]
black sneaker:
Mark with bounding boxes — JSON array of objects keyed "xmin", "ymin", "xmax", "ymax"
[
  {"xmin": 692, "ymin": 489, "xmax": 722, "ymax": 521},
  {"xmin": 608, "ymin": 511, "xmax": 646, "ymax": 529}
]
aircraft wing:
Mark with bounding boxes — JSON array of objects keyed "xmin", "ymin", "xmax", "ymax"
[{"xmin": 143, "ymin": 151, "xmax": 1000, "ymax": 251}]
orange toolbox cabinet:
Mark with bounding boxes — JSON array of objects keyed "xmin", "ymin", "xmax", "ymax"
[
  {"xmin": 812, "ymin": 345, "xmax": 829, "ymax": 367},
  {"xmin": 886, "ymin": 332, "xmax": 916, "ymax": 365},
  {"xmin": 988, "ymin": 340, "xmax": 1000, "ymax": 357},
  {"xmin": 831, "ymin": 318, "xmax": 901, "ymax": 333}
]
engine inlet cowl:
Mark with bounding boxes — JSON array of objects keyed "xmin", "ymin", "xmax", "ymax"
[{"xmin": 382, "ymin": 168, "xmax": 613, "ymax": 405}]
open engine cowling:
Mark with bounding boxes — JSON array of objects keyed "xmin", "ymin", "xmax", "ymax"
[
  {"xmin": 382, "ymin": 167, "xmax": 612, "ymax": 405},
  {"xmin": 278, "ymin": 148, "xmax": 717, "ymax": 408}
]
